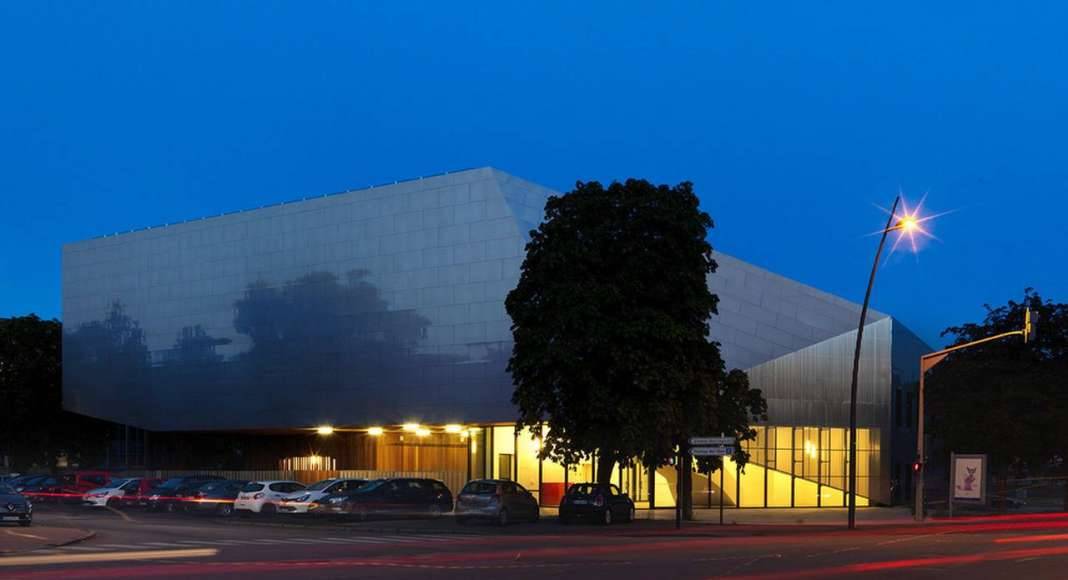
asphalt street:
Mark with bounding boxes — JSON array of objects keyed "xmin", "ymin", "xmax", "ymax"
[{"xmin": 2, "ymin": 505, "xmax": 1068, "ymax": 578}]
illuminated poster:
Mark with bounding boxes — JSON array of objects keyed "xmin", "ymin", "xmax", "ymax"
[{"xmin": 952, "ymin": 454, "xmax": 986, "ymax": 501}]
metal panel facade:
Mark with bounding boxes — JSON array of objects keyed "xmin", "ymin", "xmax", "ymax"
[{"xmin": 62, "ymin": 168, "xmax": 549, "ymax": 430}]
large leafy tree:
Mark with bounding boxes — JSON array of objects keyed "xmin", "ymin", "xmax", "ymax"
[
  {"xmin": 926, "ymin": 290, "xmax": 1068, "ymax": 503},
  {"xmin": 0, "ymin": 315, "xmax": 111, "ymax": 470},
  {"xmin": 506, "ymin": 179, "xmax": 767, "ymax": 501}
]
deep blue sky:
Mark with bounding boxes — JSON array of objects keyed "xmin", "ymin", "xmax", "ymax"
[{"xmin": 3, "ymin": 2, "xmax": 1066, "ymax": 346}]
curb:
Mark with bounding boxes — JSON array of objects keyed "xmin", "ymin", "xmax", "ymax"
[
  {"xmin": 210, "ymin": 517, "xmax": 494, "ymax": 536},
  {"xmin": 0, "ymin": 529, "xmax": 96, "ymax": 557}
]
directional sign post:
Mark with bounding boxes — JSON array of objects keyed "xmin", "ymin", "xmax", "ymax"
[
  {"xmin": 690, "ymin": 446, "xmax": 735, "ymax": 457},
  {"xmin": 689, "ymin": 436, "xmax": 736, "ymax": 447}
]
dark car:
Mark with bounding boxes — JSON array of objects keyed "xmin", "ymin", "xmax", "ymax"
[
  {"xmin": 185, "ymin": 480, "xmax": 248, "ymax": 516},
  {"xmin": 559, "ymin": 483, "xmax": 635, "ymax": 525},
  {"xmin": 0, "ymin": 483, "xmax": 33, "ymax": 527},
  {"xmin": 9, "ymin": 474, "xmax": 48, "ymax": 493},
  {"xmin": 143, "ymin": 475, "xmax": 225, "ymax": 512},
  {"xmin": 16, "ymin": 475, "xmax": 65, "ymax": 503},
  {"xmin": 318, "ymin": 478, "xmax": 453, "ymax": 520},
  {"xmin": 455, "ymin": 479, "xmax": 540, "ymax": 526}
]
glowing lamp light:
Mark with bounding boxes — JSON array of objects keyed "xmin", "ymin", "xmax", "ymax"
[
  {"xmin": 444, "ymin": 424, "xmax": 463, "ymax": 434},
  {"xmin": 367, "ymin": 427, "xmax": 384, "ymax": 436},
  {"xmin": 316, "ymin": 426, "xmax": 334, "ymax": 436},
  {"xmin": 898, "ymin": 215, "xmax": 918, "ymax": 232},
  {"xmin": 415, "ymin": 428, "xmax": 431, "ymax": 437},
  {"xmin": 402, "ymin": 423, "xmax": 420, "ymax": 433}
]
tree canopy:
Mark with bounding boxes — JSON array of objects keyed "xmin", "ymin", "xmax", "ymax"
[
  {"xmin": 0, "ymin": 314, "xmax": 110, "ymax": 471},
  {"xmin": 926, "ymin": 289, "xmax": 1068, "ymax": 475},
  {"xmin": 506, "ymin": 179, "xmax": 767, "ymax": 486}
]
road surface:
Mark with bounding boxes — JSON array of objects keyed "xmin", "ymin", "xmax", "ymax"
[{"xmin": 2, "ymin": 505, "xmax": 1068, "ymax": 578}]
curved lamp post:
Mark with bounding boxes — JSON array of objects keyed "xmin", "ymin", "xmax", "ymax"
[{"xmin": 847, "ymin": 196, "xmax": 918, "ymax": 529}]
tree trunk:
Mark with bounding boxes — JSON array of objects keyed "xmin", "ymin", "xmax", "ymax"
[
  {"xmin": 596, "ymin": 453, "xmax": 616, "ymax": 485},
  {"xmin": 681, "ymin": 450, "xmax": 694, "ymax": 520}
]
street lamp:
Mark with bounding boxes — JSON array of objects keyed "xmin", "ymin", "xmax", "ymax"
[
  {"xmin": 848, "ymin": 195, "xmax": 944, "ymax": 529},
  {"xmin": 847, "ymin": 196, "xmax": 898, "ymax": 530}
]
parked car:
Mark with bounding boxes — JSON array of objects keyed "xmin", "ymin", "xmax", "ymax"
[
  {"xmin": 317, "ymin": 478, "xmax": 453, "ymax": 520},
  {"xmin": 186, "ymin": 480, "xmax": 248, "ymax": 516},
  {"xmin": 16, "ymin": 475, "xmax": 64, "ymax": 502},
  {"xmin": 9, "ymin": 474, "xmax": 47, "ymax": 493},
  {"xmin": 234, "ymin": 481, "xmax": 306, "ymax": 515},
  {"xmin": 280, "ymin": 478, "xmax": 366, "ymax": 514},
  {"xmin": 558, "ymin": 483, "xmax": 635, "ymax": 525},
  {"xmin": 455, "ymin": 479, "xmax": 540, "ymax": 525},
  {"xmin": 82, "ymin": 478, "xmax": 146, "ymax": 508},
  {"xmin": 143, "ymin": 475, "xmax": 225, "ymax": 512},
  {"xmin": 0, "ymin": 473, "xmax": 21, "ymax": 483},
  {"xmin": 0, "ymin": 483, "xmax": 32, "ymax": 527}
]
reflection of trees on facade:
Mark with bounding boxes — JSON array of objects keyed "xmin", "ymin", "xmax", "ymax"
[
  {"xmin": 168, "ymin": 325, "xmax": 231, "ymax": 366},
  {"xmin": 65, "ymin": 301, "xmax": 151, "ymax": 420},
  {"xmin": 232, "ymin": 270, "xmax": 434, "ymax": 416}
]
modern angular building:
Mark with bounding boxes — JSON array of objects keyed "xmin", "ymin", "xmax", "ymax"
[{"xmin": 62, "ymin": 167, "xmax": 928, "ymax": 508}]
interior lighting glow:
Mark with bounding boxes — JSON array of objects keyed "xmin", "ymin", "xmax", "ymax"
[
  {"xmin": 444, "ymin": 424, "xmax": 463, "ymax": 433},
  {"xmin": 416, "ymin": 428, "xmax": 431, "ymax": 437},
  {"xmin": 367, "ymin": 427, "xmax": 384, "ymax": 436},
  {"xmin": 402, "ymin": 423, "xmax": 420, "ymax": 432},
  {"xmin": 316, "ymin": 426, "xmax": 334, "ymax": 436}
]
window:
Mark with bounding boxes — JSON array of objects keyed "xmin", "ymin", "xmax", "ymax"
[
  {"xmin": 498, "ymin": 454, "xmax": 514, "ymax": 481},
  {"xmin": 241, "ymin": 483, "xmax": 265, "ymax": 493}
]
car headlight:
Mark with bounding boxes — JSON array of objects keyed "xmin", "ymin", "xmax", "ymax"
[
  {"xmin": 295, "ymin": 494, "xmax": 311, "ymax": 502},
  {"xmin": 26, "ymin": 502, "xmax": 32, "ymax": 512},
  {"xmin": 327, "ymin": 497, "xmax": 345, "ymax": 504}
]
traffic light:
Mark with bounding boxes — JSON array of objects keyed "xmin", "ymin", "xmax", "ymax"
[
  {"xmin": 1024, "ymin": 308, "xmax": 1039, "ymax": 344},
  {"xmin": 912, "ymin": 460, "xmax": 922, "ymax": 474}
]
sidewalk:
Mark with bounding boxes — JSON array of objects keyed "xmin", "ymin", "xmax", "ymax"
[
  {"xmin": 634, "ymin": 507, "xmax": 916, "ymax": 526},
  {"xmin": 0, "ymin": 526, "xmax": 95, "ymax": 555}
]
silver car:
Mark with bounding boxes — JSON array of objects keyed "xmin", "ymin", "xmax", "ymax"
[{"xmin": 455, "ymin": 479, "xmax": 539, "ymax": 526}]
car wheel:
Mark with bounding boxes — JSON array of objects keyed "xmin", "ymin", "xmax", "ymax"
[
  {"xmin": 428, "ymin": 504, "xmax": 443, "ymax": 519},
  {"xmin": 106, "ymin": 497, "xmax": 121, "ymax": 509},
  {"xmin": 559, "ymin": 514, "xmax": 570, "ymax": 525},
  {"xmin": 352, "ymin": 504, "xmax": 368, "ymax": 521},
  {"xmin": 531, "ymin": 508, "xmax": 541, "ymax": 523},
  {"xmin": 602, "ymin": 508, "xmax": 613, "ymax": 525},
  {"xmin": 261, "ymin": 503, "xmax": 277, "ymax": 515},
  {"xmin": 217, "ymin": 503, "xmax": 234, "ymax": 517},
  {"xmin": 164, "ymin": 502, "xmax": 177, "ymax": 513},
  {"xmin": 19, "ymin": 520, "xmax": 31, "ymax": 527},
  {"xmin": 497, "ymin": 508, "xmax": 509, "ymax": 527},
  {"xmin": 626, "ymin": 506, "xmax": 636, "ymax": 523}
]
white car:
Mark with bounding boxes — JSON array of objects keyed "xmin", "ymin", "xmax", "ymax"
[
  {"xmin": 83, "ymin": 478, "xmax": 142, "ymax": 508},
  {"xmin": 279, "ymin": 478, "xmax": 367, "ymax": 514},
  {"xmin": 234, "ymin": 480, "xmax": 305, "ymax": 514}
]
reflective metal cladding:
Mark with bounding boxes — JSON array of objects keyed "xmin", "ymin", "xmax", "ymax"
[{"xmin": 62, "ymin": 168, "xmax": 555, "ymax": 430}]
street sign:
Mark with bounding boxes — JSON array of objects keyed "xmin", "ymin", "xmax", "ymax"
[
  {"xmin": 689, "ymin": 436, "xmax": 735, "ymax": 446},
  {"xmin": 691, "ymin": 446, "xmax": 734, "ymax": 457}
]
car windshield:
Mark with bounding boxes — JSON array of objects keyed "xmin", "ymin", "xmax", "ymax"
[
  {"xmin": 305, "ymin": 480, "xmax": 335, "ymax": 491},
  {"xmin": 197, "ymin": 481, "xmax": 227, "ymax": 492},
  {"xmin": 0, "ymin": 484, "xmax": 14, "ymax": 494},
  {"xmin": 568, "ymin": 484, "xmax": 603, "ymax": 496},
  {"xmin": 462, "ymin": 481, "xmax": 498, "ymax": 495},
  {"xmin": 104, "ymin": 478, "xmax": 131, "ymax": 488},
  {"xmin": 352, "ymin": 479, "xmax": 386, "ymax": 493}
]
